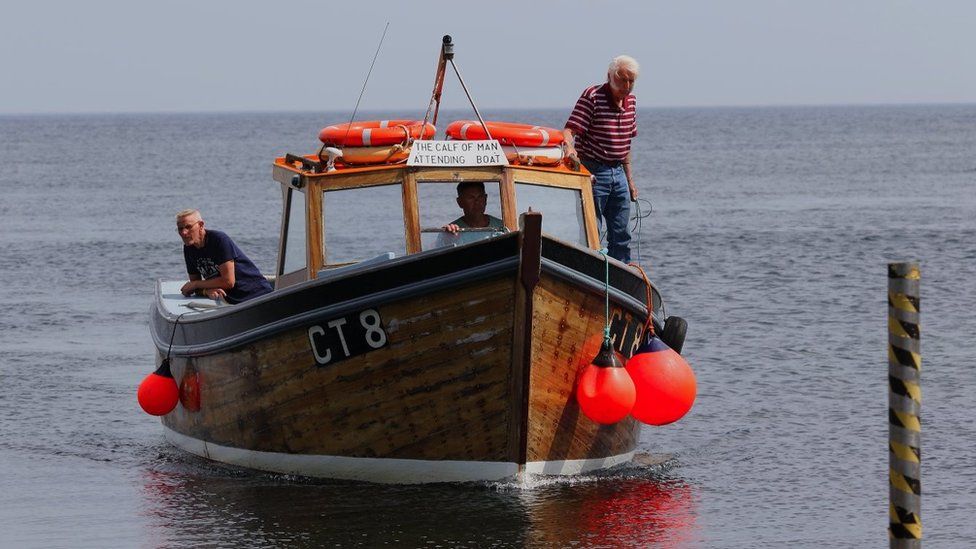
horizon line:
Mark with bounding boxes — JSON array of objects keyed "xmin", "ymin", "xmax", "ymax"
[{"xmin": 2, "ymin": 100, "xmax": 974, "ymax": 117}]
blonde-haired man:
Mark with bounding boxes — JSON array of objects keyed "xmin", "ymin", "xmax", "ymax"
[{"xmin": 176, "ymin": 209, "xmax": 272, "ymax": 303}]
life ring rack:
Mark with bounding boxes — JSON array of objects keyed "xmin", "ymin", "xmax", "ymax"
[{"xmin": 318, "ymin": 120, "xmax": 436, "ymax": 147}]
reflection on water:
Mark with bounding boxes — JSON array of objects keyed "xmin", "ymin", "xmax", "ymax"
[
  {"xmin": 138, "ymin": 453, "xmax": 696, "ymax": 547},
  {"xmin": 522, "ymin": 468, "xmax": 698, "ymax": 548},
  {"xmin": 139, "ymin": 455, "xmax": 531, "ymax": 546}
]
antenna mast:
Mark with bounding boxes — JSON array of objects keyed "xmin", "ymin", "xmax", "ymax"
[{"xmin": 422, "ymin": 35, "xmax": 493, "ymax": 140}]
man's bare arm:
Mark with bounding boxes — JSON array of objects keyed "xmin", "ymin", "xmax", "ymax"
[{"xmin": 180, "ymin": 261, "xmax": 235, "ymax": 296}]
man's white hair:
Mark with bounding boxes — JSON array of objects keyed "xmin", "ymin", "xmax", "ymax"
[
  {"xmin": 176, "ymin": 208, "xmax": 201, "ymax": 221},
  {"xmin": 608, "ymin": 55, "xmax": 640, "ymax": 77}
]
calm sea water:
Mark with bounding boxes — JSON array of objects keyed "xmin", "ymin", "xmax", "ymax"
[{"xmin": 1, "ymin": 105, "xmax": 974, "ymax": 548}]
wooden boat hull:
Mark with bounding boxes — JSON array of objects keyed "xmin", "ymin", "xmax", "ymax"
[{"xmin": 151, "ymin": 225, "xmax": 664, "ymax": 483}]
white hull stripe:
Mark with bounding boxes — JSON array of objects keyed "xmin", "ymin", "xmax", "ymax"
[
  {"xmin": 362, "ymin": 128, "xmax": 372, "ymax": 146},
  {"xmin": 164, "ymin": 426, "xmax": 634, "ymax": 484},
  {"xmin": 523, "ymin": 450, "xmax": 635, "ymax": 476}
]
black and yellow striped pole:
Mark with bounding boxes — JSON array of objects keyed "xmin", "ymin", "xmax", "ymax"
[{"xmin": 888, "ymin": 262, "xmax": 921, "ymax": 547}]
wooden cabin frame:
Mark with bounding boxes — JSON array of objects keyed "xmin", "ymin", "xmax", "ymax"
[{"xmin": 271, "ymin": 159, "xmax": 599, "ymax": 289}]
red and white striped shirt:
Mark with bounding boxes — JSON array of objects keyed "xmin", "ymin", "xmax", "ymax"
[{"xmin": 565, "ymin": 83, "xmax": 637, "ymax": 163}]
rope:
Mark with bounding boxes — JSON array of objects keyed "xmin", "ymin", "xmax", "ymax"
[
  {"xmin": 630, "ymin": 197, "xmax": 653, "ymax": 265},
  {"xmin": 341, "ymin": 22, "xmax": 390, "ymax": 148},
  {"xmin": 318, "ymin": 22, "xmax": 390, "ymax": 166},
  {"xmin": 449, "ymin": 59, "xmax": 493, "ymax": 141},
  {"xmin": 384, "ymin": 143, "xmax": 407, "ymax": 164},
  {"xmin": 372, "ymin": 124, "xmax": 412, "ymax": 164},
  {"xmin": 594, "ymin": 193, "xmax": 652, "ymax": 261},
  {"xmin": 599, "ymin": 248, "xmax": 611, "ymax": 345},
  {"xmin": 507, "ymin": 135, "xmax": 521, "ymax": 160},
  {"xmin": 165, "ymin": 313, "xmax": 187, "ymax": 362},
  {"xmin": 397, "ymin": 124, "xmax": 411, "ymax": 146},
  {"xmin": 628, "ymin": 262, "xmax": 655, "ymax": 335},
  {"xmin": 316, "ymin": 142, "xmax": 328, "ymax": 166}
]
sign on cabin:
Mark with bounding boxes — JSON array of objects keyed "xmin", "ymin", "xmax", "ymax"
[{"xmin": 407, "ymin": 140, "xmax": 509, "ymax": 167}]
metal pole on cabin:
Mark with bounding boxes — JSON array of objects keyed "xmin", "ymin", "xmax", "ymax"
[{"xmin": 888, "ymin": 262, "xmax": 921, "ymax": 547}]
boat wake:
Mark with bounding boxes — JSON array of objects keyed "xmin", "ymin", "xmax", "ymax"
[{"xmin": 487, "ymin": 453, "xmax": 679, "ymax": 491}]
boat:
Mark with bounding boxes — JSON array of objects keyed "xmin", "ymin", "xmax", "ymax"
[{"xmin": 147, "ymin": 36, "xmax": 689, "ymax": 484}]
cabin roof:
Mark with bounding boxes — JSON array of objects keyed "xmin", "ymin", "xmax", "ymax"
[{"xmin": 273, "ymin": 155, "xmax": 590, "ymax": 190}]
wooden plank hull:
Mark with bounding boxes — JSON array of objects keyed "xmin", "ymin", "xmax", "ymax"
[
  {"xmin": 152, "ymin": 231, "xmax": 663, "ymax": 483},
  {"xmin": 526, "ymin": 274, "xmax": 643, "ymax": 470}
]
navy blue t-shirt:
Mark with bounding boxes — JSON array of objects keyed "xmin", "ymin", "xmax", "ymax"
[{"xmin": 183, "ymin": 229, "xmax": 273, "ymax": 304}]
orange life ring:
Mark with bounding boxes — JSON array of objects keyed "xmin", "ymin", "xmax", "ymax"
[
  {"xmin": 340, "ymin": 145, "xmax": 411, "ymax": 165},
  {"xmin": 445, "ymin": 120, "xmax": 565, "ymax": 147},
  {"xmin": 318, "ymin": 120, "xmax": 436, "ymax": 147},
  {"xmin": 501, "ymin": 145, "xmax": 564, "ymax": 166}
]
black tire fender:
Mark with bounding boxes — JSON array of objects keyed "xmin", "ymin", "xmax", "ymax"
[{"xmin": 661, "ymin": 316, "xmax": 688, "ymax": 354}]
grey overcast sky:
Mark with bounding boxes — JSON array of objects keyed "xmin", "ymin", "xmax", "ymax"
[{"xmin": 2, "ymin": 0, "xmax": 973, "ymax": 114}]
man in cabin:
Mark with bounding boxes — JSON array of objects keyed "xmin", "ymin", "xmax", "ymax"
[
  {"xmin": 436, "ymin": 181, "xmax": 507, "ymax": 247},
  {"xmin": 176, "ymin": 209, "xmax": 273, "ymax": 304},
  {"xmin": 563, "ymin": 55, "xmax": 640, "ymax": 264}
]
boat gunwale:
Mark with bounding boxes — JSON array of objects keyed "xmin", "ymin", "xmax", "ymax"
[
  {"xmin": 151, "ymin": 234, "xmax": 658, "ymax": 358},
  {"xmin": 153, "ymin": 231, "xmax": 519, "ymax": 326},
  {"xmin": 151, "ymin": 255, "xmax": 519, "ymax": 357}
]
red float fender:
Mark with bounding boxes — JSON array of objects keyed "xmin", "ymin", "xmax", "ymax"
[
  {"xmin": 137, "ymin": 360, "xmax": 180, "ymax": 416},
  {"xmin": 575, "ymin": 340, "xmax": 636, "ymax": 425},
  {"xmin": 625, "ymin": 335, "xmax": 696, "ymax": 426}
]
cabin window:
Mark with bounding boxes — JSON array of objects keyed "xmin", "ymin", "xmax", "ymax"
[
  {"xmin": 514, "ymin": 182, "xmax": 587, "ymax": 245},
  {"xmin": 322, "ymin": 184, "xmax": 406, "ymax": 264},
  {"xmin": 282, "ymin": 188, "xmax": 307, "ymax": 273},
  {"xmin": 417, "ymin": 181, "xmax": 504, "ymax": 250}
]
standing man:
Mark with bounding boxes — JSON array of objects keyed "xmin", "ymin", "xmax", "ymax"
[
  {"xmin": 563, "ymin": 55, "xmax": 640, "ymax": 263},
  {"xmin": 176, "ymin": 209, "xmax": 273, "ymax": 304}
]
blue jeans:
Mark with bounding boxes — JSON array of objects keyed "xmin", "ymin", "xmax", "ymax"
[{"xmin": 582, "ymin": 158, "xmax": 631, "ymax": 263}]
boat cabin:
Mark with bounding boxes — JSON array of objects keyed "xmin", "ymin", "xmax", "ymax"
[{"xmin": 271, "ymin": 158, "xmax": 601, "ymax": 290}]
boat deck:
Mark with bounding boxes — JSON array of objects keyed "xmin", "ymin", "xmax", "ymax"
[{"xmin": 158, "ymin": 280, "xmax": 225, "ymax": 316}]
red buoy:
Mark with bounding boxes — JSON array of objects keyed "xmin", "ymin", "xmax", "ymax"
[
  {"xmin": 576, "ymin": 340, "xmax": 636, "ymax": 424},
  {"xmin": 179, "ymin": 371, "xmax": 201, "ymax": 412},
  {"xmin": 625, "ymin": 334, "xmax": 696, "ymax": 426},
  {"xmin": 138, "ymin": 359, "xmax": 179, "ymax": 416}
]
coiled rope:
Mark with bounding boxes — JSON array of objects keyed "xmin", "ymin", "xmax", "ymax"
[
  {"xmin": 596, "ymin": 196, "xmax": 653, "ymax": 264},
  {"xmin": 627, "ymin": 261, "xmax": 656, "ymax": 336}
]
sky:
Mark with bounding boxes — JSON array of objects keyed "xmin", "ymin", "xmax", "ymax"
[{"xmin": 2, "ymin": 0, "xmax": 974, "ymax": 114}]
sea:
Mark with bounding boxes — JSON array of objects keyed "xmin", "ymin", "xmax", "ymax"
[{"xmin": 1, "ymin": 104, "xmax": 974, "ymax": 548}]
